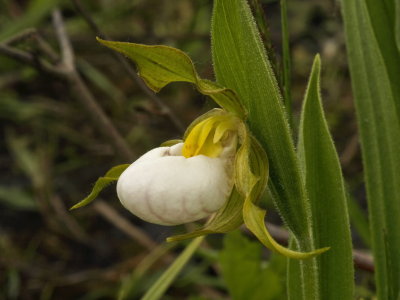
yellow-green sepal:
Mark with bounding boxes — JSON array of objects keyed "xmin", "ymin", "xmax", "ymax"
[
  {"xmin": 96, "ymin": 38, "xmax": 246, "ymax": 119},
  {"xmin": 243, "ymin": 200, "xmax": 330, "ymax": 259},
  {"xmin": 70, "ymin": 164, "xmax": 129, "ymax": 210},
  {"xmin": 236, "ymin": 129, "xmax": 330, "ymax": 259}
]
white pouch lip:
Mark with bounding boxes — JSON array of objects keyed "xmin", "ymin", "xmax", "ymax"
[{"xmin": 116, "ymin": 143, "xmax": 234, "ymax": 225}]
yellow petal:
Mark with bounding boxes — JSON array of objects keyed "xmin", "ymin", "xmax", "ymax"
[
  {"xmin": 183, "ymin": 118, "xmax": 215, "ymax": 157},
  {"xmin": 213, "ymin": 117, "xmax": 238, "ymax": 143},
  {"xmin": 183, "ymin": 113, "xmax": 239, "ymax": 158}
]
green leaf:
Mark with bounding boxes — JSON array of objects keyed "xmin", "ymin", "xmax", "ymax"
[
  {"xmin": 396, "ymin": 0, "xmax": 400, "ymax": 52},
  {"xmin": 141, "ymin": 237, "xmax": 204, "ymax": 300},
  {"xmin": 286, "ymin": 239, "xmax": 303, "ymax": 298},
  {"xmin": 365, "ymin": 0, "xmax": 400, "ymax": 119},
  {"xmin": 219, "ymin": 231, "xmax": 285, "ymax": 300},
  {"xmin": 70, "ymin": 164, "xmax": 129, "ymax": 210},
  {"xmin": 341, "ymin": 0, "xmax": 400, "ymax": 299},
  {"xmin": 211, "ymin": 0, "xmax": 311, "ymax": 248},
  {"xmin": 297, "ymin": 55, "xmax": 354, "ymax": 299},
  {"xmin": 97, "ymin": 38, "xmax": 245, "ymax": 118},
  {"xmin": 211, "ymin": 0, "xmax": 320, "ymax": 297}
]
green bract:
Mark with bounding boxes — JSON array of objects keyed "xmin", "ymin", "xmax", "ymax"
[{"xmin": 70, "ymin": 39, "xmax": 329, "ymax": 260}]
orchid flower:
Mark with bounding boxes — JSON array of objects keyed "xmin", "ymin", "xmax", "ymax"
[
  {"xmin": 117, "ymin": 113, "xmax": 239, "ymax": 226},
  {"xmin": 70, "ymin": 39, "xmax": 329, "ymax": 259}
]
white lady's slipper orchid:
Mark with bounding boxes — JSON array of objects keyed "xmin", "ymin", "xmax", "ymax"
[
  {"xmin": 72, "ymin": 40, "xmax": 330, "ymax": 259},
  {"xmin": 116, "ymin": 114, "xmax": 239, "ymax": 225}
]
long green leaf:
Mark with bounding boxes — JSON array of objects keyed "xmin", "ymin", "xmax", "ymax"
[
  {"xmin": 211, "ymin": 0, "xmax": 310, "ymax": 246},
  {"xmin": 341, "ymin": 0, "xmax": 400, "ymax": 299},
  {"xmin": 141, "ymin": 237, "xmax": 204, "ymax": 300},
  {"xmin": 364, "ymin": 0, "xmax": 400, "ymax": 119},
  {"xmin": 297, "ymin": 55, "xmax": 354, "ymax": 300},
  {"xmin": 287, "ymin": 239, "xmax": 303, "ymax": 300},
  {"xmin": 211, "ymin": 0, "xmax": 319, "ymax": 297},
  {"xmin": 396, "ymin": 0, "xmax": 400, "ymax": 52}
]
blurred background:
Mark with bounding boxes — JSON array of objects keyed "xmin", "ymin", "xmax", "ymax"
[{"xmin": 0, "ymin": 0, "xmax": 372, "ymax": 299}]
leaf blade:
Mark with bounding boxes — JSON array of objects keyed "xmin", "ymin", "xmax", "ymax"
[
  {"xmin": 211, "ymin": 0, "xmax": 310, "ymax": 246},
  {"xmin": 211, "ymin": 1, "xmax": 320, "ymax": 297},
  {"xmin": 341, "ymin": 0, "xmax": 400, "ymax": 298},
  {"xmin": 297, "ymin": 55, "xmax": 354, "ymax": 299},
  {"xmin": 365, "ymin": 0, "xmax": 400, "ymax": 118}
]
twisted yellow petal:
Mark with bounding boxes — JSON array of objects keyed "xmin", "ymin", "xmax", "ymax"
[{"xmin": 183, "ymin": 114, "xmax": 239, "ymax": 158}]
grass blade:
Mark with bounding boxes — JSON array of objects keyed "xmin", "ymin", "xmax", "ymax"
[
  {"xmin": 118, "ymin": 243, "xmax": 175, "ymax": 300},
  {"xmin": 141, "ymin": 237, "xmax": 204, "ymax": 300},
  {"xmin": 341, "ymin": 0, "xmax": 400, "ymax": 298},
  {"xmin": 297, "ymin": 55, "xmax": 354, "ymax": 300}
]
